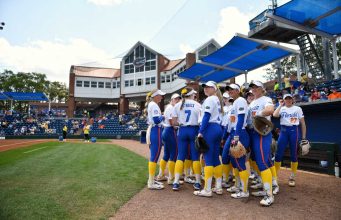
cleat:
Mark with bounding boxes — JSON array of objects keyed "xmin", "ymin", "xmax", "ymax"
[
  {"xmin": 212, "ymin": 187, "xmax": 223, "ymax": 195},
  {"xmin": 226, "ymin": 186, "xmax": 239, "ymax": 193},
  {"xmin": 231, "ymin": 191, "xmax": 249, "ymax": 199},
  {"xmin": 251, "ymin": 179, "xmax": 259, "ymax": 185},
  {"xmin": 251, "ymin": 190, "xmax": 267, "ymax": 197},
  {"xmin": 184, "ymin": 176, "xmax": 196, "ymax": 184},
  {"xmin": 273, "ymin": 185, "xmax": 280, "ymax": 195},
  {"xmin": 250, "ymin": 182, "xmax": 263, "ymax": 189},
  {"xmin": 155, "ymin": 175, "xmax": 167, "ymax": 181},
  {"xmin": 288, "ymin": 178, "xmax": 295, "ymax": 187},
  {"xmin": 179, "ymin": 180, "xmax": 184, "ymax": 185},
  {"xmin": 260, "ymin": 195, "xmax": 274, "ymax": 206},
  {"xmin": 193, "ymin": 189, "xmax": 212, "ymax": 197},
  {"xmin": 249, "ymin": 173, "xmax": 256, "ymax": 180},
  {"xmin": 193, "ymin": 183, "xmax": 201, "ymax": 190},
  {"xmin": 172, "ymin": 183, "xmax": 180, "ymax": 191},
  {"xmin": 154, "ymin": 181, "xmax": 164, "ymax": 185},
  {"xmin": 148, "ymin": 182, "xmax": 164, "ymax": 190}
]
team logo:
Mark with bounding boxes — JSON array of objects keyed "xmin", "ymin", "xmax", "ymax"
[
  {"xmin": 154, "ymin": 110, "xmax": 159, "ymax": 114},
  {"xmin": 133, "ymin": 57, "xmax": 146, "ymax": 67},
  {"xmin": 239, "ymin": 107, "xmax": 244, "ymax": 111}
]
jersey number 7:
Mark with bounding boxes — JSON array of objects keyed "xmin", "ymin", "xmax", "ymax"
[{"xmin": 185, "ymin": 110, "xmax": 191, "ymax": 122}]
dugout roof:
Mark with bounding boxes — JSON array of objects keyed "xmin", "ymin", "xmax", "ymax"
[
  {"xmin": 0, "ymin": 92, "xmax": 9, "ymax": 100},
  {"xmin": 178, "ymin": 33, "xmax": 298, "ymax": 83},
  {"xmin": 274, "ymin": 0, "xmax": 341, "ymax": 36}
]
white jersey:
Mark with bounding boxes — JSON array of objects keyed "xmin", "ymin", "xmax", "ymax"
[
  {"xmin": 163, "ymin": 104, "xmax": 174, "ymax": 127},
  {"xmin": 221, "ymin": 105, "xmax": 232, "ymax": 127},
  {"xmin": 201, "ymin": 96, "xmax": 222, "ymax": 124},
  {"xmin": 226, "ymin": 109, "xmax": 233, "ymax": 133},
  {"xmin": 229, "ymin": 97, "xmax": 248, "ymax": 130},
  {"xmin": 173, "ymin": 99, "xmax": 201, "ymax": 126},
  {"xmin": 279, "ymin": 105, "xmax": 304, "ymax": 126},
  {"xmin": 249, "ymin": 96, "xmax": 274, "ymax": 123},
  {"xmin": 147, "ymin": 101, "xmax": 162, "ymax": 125}
]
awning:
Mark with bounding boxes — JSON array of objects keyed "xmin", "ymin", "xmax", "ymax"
[
  {"xmin": 0, "ymin": 92, "xmax": 9, "ymax": 100},
  {"xmin": 273, "ymin": 0, "xmax": 341, "ymax": 36},
  {"xmin": 3, "ymin": 92, "xmax": 49, "ymax": 101},
  {"xmin": 179, "ymin": 33, "xmax": 298, "ymax": 83}
]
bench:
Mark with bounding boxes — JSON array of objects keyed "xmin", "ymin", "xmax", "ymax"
[{"xmin": 281, "ymin": 142, "xmax": 339, "ymax": 176}]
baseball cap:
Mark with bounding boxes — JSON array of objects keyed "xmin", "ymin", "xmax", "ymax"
[
  {"xmin": 283, "ymin": 94, "xmax": 293, "ymax": 99},
  {"xmin": 202, "ymin": 81, "xmax": 217, "ymax": 90},
  {"xmin": 249, "ymin": 80, "xmax": 264, "ymax": 88},
  {"xmin": 171, "ymin": 93, "xmax": 181, "ymax": 99},
  {"xmin": 223, "ymin": 92, "xmax": 230, "ymax": 99},
  {"xmin": 225, "ymin": 84, "xmax": 240, "ymax": 91},
  {"xmin": 151, "ymin": 90, "xmax": 166, "ymax": 97}
]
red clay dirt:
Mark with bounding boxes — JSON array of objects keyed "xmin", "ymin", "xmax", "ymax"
[
  {"xmin": 0, "ymin": 139, "xmax": 51, "ymax": 152},
  {"xmin": 110, "ymin": 139, "xmax": 341, "ymax": 220}
]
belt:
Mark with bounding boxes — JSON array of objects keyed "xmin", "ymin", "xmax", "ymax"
[{"xmin": 152, "ymin": 124, "xmax": 162, "ymax": 127}]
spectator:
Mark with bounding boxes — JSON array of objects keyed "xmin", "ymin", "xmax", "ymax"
[
  {"xmin": 328, "ymin": 87, "xmax": 341, "ymax": 100},
  {"xmin": 274, "ymin": 81, "xmax": 280, "ymax": 92},
  {"xmin": 310, "ymin": 88, "xmax": 320, "ymax": 101},
  {"xmin": 284, "ymin": 74, "xmax": 291, "ymax": 93},
  {"xmin": 323, "ymin": 87, "xmax": 330, "ymax": 97},
  {"xmin": 298, "ymin": 85, "xmax": 308, "ymax": 102},
  {"xmin": 300, "ymin": 72, "xmax": 308, "ymax": 86}
]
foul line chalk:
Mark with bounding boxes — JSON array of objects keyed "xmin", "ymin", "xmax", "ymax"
[{"xmin": 23, "ymin": 147, "xmax": 48, "ymax": 154}]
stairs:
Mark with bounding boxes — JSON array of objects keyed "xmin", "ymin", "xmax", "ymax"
[{"xmin": 296, "ymin": 34, "xmax": 324, "ymax": 79}]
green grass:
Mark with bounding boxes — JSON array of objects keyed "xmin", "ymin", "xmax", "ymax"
[{"xmin": 0, "ymin": 142, "xmax": 148, "ymax": 220}]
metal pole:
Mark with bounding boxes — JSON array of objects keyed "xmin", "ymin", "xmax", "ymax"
[
  {"xmin": 244, "ymin": 72, "xmax": 247, "ymax": 84},
  {"xmin": 332, "ymin": 38, "xmax": 339, "ymax": 79},
  {"xmin": 296, "ymin": 54, "xmax": 301, "ymax": 81},
  {"xmin": 275, "ymin": 60, "xmax": 282, "ymax": 89},
  {"xmin": 322, "ymin": 37, "xmax": 332, "ymax": 80}
]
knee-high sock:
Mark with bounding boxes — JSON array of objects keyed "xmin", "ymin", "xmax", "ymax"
[
  {"xmin": 148, "ymin": 162, "xmax": 157, "ymax": 183},
  {"xmin": 233, "ymin": 168, "xmax": 240, "ymax": 188},
  {"xmin": 274, "ymin": 161, "xmax": 281, "ymax": 175},
  {"xmin": 174, "ymin": 160, "xmax": 184, "ymax": 184},
  {"xmin": 251, "ymin": 160, "xmax": 261, "ymax": 176},
  {"xmin": 270, "ymin": 165, "xmax": 278, "ymax": 186},
  {"xmin": 158, "ymin": 159, "xmax": 167, "ymax": 176},
  {"xmin": 239, "ymin": 170, "xmax": 249, "ymax": 192},
  {"xmin": 214, "ymin": 165, "xmax": 223, "ymax": 189},
  {"xmin": 193, "ymin": 161, "xmax": 201, "ymax": 183},
  {"xmin": 291, "ymin": 162, "xmax": 298, "ymax": 175},
  {"xmin": 222, "ymin": 164, "xmax": 228, "ymax": 181},
  {"xmin": 261, "ymin": 168, "xmax": 273, "ymax": 196},
  {"xmin": 184, "ymin": 159, "xmax": 192, "ymax": 176},
  {"xmin": 204, "ymin": 166, "xmax": 213, "ymax": 191},
  {"xmin": 168, "ymin": 161, "xmax": 175, "ymax": 179}
]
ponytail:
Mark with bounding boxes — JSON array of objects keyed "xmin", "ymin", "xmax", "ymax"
[
  {"xmin": 215, "ymin": 86, "xmax": 224, "ymax": 114},
  {"xmin": 143, "ymin": 90, "xmax": 153, "ymax": 116},
  {"xmin": 180, "ymin": 87, "xmax": 194, "ymax": 110}
]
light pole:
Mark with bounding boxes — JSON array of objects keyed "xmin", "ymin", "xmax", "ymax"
[{"xmin": 0, "ymin": 22, "xmax": 5, "ymax": 30}]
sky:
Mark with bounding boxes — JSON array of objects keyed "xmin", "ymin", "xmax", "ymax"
[{"xmin": 0, "ymin": 0, "xmax": 292, "ymax": 86}]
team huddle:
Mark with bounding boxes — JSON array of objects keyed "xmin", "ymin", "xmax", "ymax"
[{"xmin": 145, "ymin": 80, "xmax": 308, "ymax": 207}]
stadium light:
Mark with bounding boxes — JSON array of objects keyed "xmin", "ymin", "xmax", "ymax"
[{"xmin": 0, "ymin": 22, "xmax": 5, "ymax": 30}]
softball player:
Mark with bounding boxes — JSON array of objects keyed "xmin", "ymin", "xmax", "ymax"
[
  {"xmin": 221, "ymin": 92, "xmax": 234, "ymax": 187},
  {"xmin": 171, "ymin": 87, "xmax": 202, "ymax": 191},
  {"xmin": 273, "ymin": 94, "xmax": 307, "ymax": 187},
  {"xmin": 224, "ymin": 84, "xmax": 250, "ymax": 198},
  {"xmin": 156, "ymin": 93, "xmax": 181, "ymax": 184},
  {"xmin": 146, "ymin": 89, "xmax": 166, "ymax": 190},
  {"xmin": 248, "ymin": 80, "xmax": 275, "ymax": 206},
  {"xmin": 194, "ymin": 81, "xmax": 224, "ymax": 197}
]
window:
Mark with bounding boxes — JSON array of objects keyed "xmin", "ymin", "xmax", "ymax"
[
  {"xmin": 84, "ymin": 81, "xmax": 90, "ymax": 87},
  {"xmin": 198, "ymin": 43, "xmax": 218, "ymax": 60},
  {"xmin": 125, "ymin": 64, "xmax": 134, "ymax": 74},
  {"xmin": 125, "ymin": 53, "xmax": 134, "ymax": 64},
  {"xmin": 145, "ymin": 60, "xmax": 156, "ymax": 71},
  {"xmin": 146, "ymin": 49, "xmax": 156, "ymax": 60},
  {"xmin": 135, "ymin": 45, "xmax": 145, "ymax": 58},
  {"xmin": 146, "ymin": 77, "xmax": 150, "ymax": 85},
  {"xmin": 76, "ymin": 80, "xmax": 82, "ymax": 87},
  {"xmin": 135, "ymin": 65, "xmax": 144, "ymax": 73},
  {"xmin": 124, "ymin": 80, "xmax": 134, "ymax": 87},
  {"xmin": 166, "ymin": 75, "xmax": 171, "ymax": 82},
  {"xmin": 125, "ymin": 80, "xmax": 129, "ymax": 87},
  {"xmin": 161, "ymin": 75, "xmax": 165, "ymax": 83},
  {"xmin": 98, "ymin": 82, "xmax": 104, "ymax": 88},
  {"xmin": 105, "ymin": 82, "xmax": 111, "ymax": 88},
  {"xmin": 91, "ymin": 81, "xmax": 97, "ymax": 88},
  {"xmin": 137, "ymin": 78, "xmax": 143, "ymax": 86},
  {"xmin": 151, "ymin": 77, "xmax": 156, "ymax": 84},
  {"xmin": 113, "ymin": 82, "xmax": 117, "ymax": 89},
  {"xmin": 117, "ymin": 81, "xmax": 120, "ymax": 88},
  {"xmin": 129, "ymin": 80, "xmax": 134, "ymax": 87}
]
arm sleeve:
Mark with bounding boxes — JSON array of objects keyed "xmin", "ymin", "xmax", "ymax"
[
  {"xmin": 153, "ymin": 116, "xmax": 164, "ymax": 124},
  {"xmin": 222, "ymin": 125, "xmax": 229, "ymax": 141},
  {"xmin": 234, "ymin": 114, "xmax": 245, "ymax": 137},
  {"xmin": 199, "ymin": 112, "xmax": 211, "ymax": 134}
]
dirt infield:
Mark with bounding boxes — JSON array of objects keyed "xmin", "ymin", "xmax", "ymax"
[
  {"xmin": 0, "ymin": 139, "xmax": 51, "ymax": 152},
  {"xmin": 111, "ymin": 139, "xmax": 341, "ymax": 220}
]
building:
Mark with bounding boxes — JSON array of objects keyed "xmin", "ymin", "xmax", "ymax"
[{"xmin": 67, "ymin": 39, "xmax": 220, "ymax": 117}]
